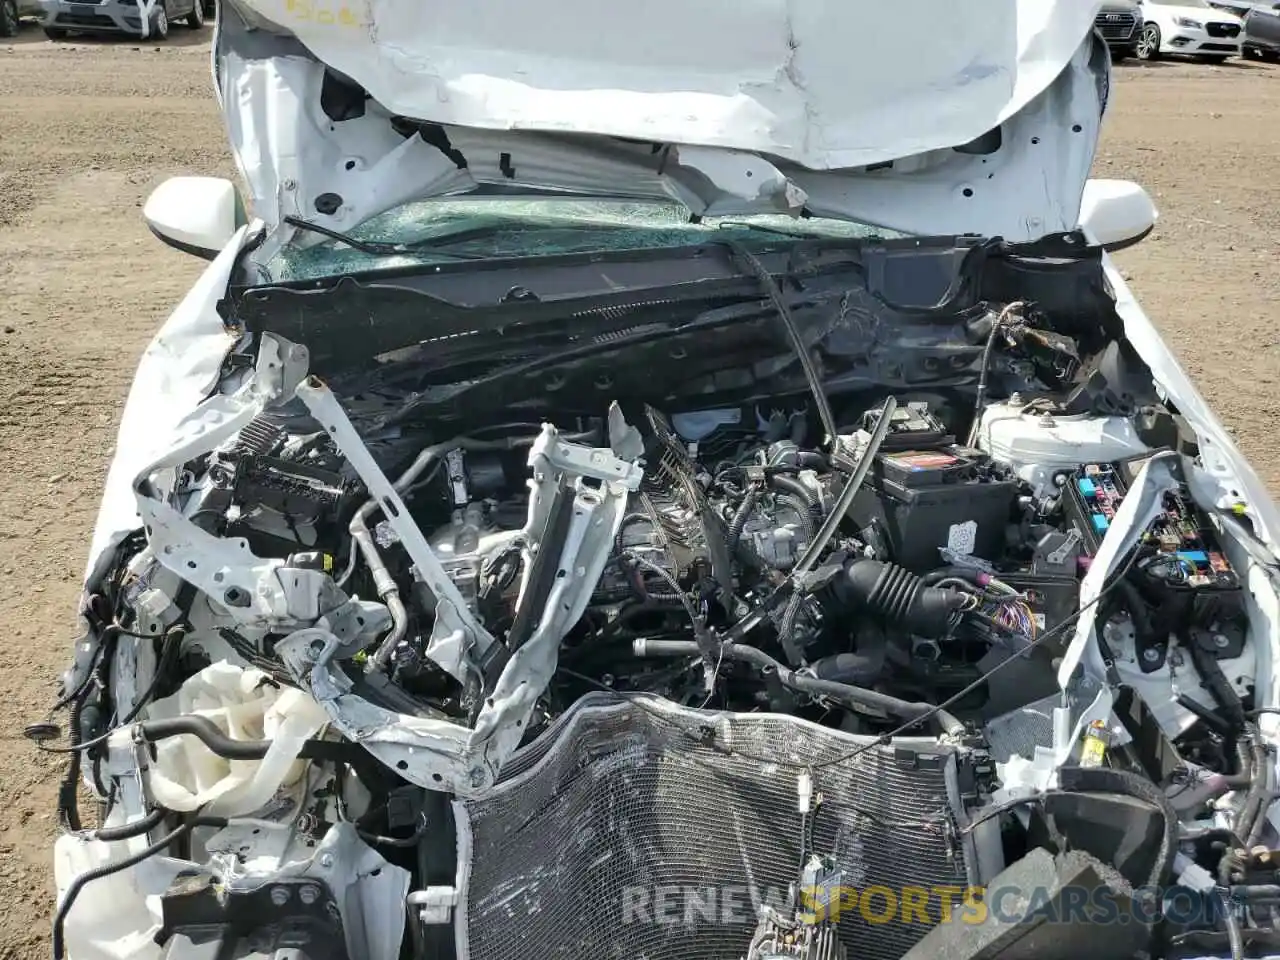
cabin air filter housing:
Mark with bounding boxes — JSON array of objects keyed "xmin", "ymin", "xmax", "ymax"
[{"xmin": 451, "ymin": 694, "xmax": 989, "ymax": 960}]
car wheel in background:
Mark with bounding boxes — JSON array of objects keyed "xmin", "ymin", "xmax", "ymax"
[
  {"xmin": 152, "ymin": 2, "xmax": 168, "ymax": 39},
  {"xmin": 1137, "ymin": 23, "xmax": 1162, "ymax": 60},
  {"xmin": 0, "ymin": 0, "xmax": 19, "ymax": 37},
  {"xmin": 42, "ymin": 25, "xmax": 67, "ymax": 38},
  {"xmin": 185, "ymin": 0, "xmax": 203, "ymax": 28}
]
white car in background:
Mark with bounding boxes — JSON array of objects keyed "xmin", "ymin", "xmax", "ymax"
[{"xmin": 1136, "ymin": 0, "xmax": 1246, "ymax": 59}]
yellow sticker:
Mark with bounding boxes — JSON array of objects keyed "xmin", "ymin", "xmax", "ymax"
[
  {"xmin": 1079, "ymin": 721, "xmax": 1109, "ymax": 767},
  {"xmin": 282, "ymin": 0, "xmax": 363, "ymax": 28}
]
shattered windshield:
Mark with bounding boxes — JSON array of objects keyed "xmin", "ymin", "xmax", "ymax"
[{"xmin": 263, "ymin": 196, "xmax": 898, "ymax": 282}]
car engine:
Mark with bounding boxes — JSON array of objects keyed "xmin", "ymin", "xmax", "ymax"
[{"xmin": 37, "ymin": 236, "xmax": 1280, "ymax": 960}]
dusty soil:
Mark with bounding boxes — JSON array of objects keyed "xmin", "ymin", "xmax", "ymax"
[{"xmin": 0, "ymin": 26, "xmax": 1278, "ymax": 959}]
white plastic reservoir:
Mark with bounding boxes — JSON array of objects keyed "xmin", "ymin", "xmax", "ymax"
[{"xmin": 976, "ymin": 400, "xmax": 1150, "ymax": 496}]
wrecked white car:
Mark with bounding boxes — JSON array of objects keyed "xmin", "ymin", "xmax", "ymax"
[{"xmin": 32, "ymin": 2, "xmax": 1280, "ymax": 960}]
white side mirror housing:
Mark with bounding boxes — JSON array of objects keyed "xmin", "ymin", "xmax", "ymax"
[
  {"xmin": 1078, "ymin": 178, "xmax": 1158, "ymax": 251},
  {"xmin": 143, "ymin": 176, "xmax": 243, "ymax": 260}
]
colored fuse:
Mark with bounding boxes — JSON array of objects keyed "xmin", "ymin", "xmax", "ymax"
[
  {"xmin": 1078, "ymin": 478, "xmax": 1097, "ymax": 497},
  {"xmin": 1079, "ymin": 720, "xmax": 1110, "ymax": 768},
  {"xmin": 1092, "ymin": 514, "xmax": 1110, "ymax": 533},
  {"xmin": 1177, "ymin": 551, "xmax": 1209, "ymax": 565}
]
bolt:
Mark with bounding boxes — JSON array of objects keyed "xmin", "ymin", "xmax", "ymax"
[
  {"xmin": 318, "ymin": 853, "xmax": 334, "ymax": 869},
  {"xmin": 1143, "ymin": 648, "xmax": 1161, "ymax": 663},
  {"xmin": 299, "ymin": 884, "xmax": 321, "ymax": 905},
  {"xmin": 1214, "ymin": 634, "xmax": 1230, "ymax": 649},
  {"xmin": 469, "ymin": 767, "xmax": 487, "ymax": 788},
  {"xmin": 282, "ymin": 178, "xmax": 297, "ymax": 191},
  {"xmin": 271, "ymin": 887, "xmax": 291, "ymax": 906}
]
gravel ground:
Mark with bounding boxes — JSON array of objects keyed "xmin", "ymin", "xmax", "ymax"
[{"xmin": 0, "ymin": 26, "xmax": 1278, "ymax": 960}]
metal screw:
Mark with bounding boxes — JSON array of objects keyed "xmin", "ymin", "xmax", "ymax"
[
  {"xmin": 1214, "ymin": 634, "xmax": 1230, "ymax": 649},
  {"xmin": 299, "ymin": 884, "xmax": 321, "ymax": 905},
  {"xmin": 318, "ymin": 853, "xmax": 334, "ymax": 869},
  {"xmin": 1143, "ymin": 648, "xmax": 1161, "ymax": 663},
  {"xmin": 271, "ymin": 887, "xmax": 291, "ymax": 906}
]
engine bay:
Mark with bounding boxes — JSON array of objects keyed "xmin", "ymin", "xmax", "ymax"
[{"xmin": 37, "ymin": 232, "xmax": 1280, "ymax": 960}]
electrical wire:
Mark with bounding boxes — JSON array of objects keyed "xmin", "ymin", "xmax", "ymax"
[{"xmin": 37, "ymin": 626, "xmax": 186, "ymax": 756}]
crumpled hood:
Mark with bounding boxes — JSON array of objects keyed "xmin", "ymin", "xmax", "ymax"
[{"xmin": 216, "ymin": 0, "xmax": 1110, "ymax": 243}]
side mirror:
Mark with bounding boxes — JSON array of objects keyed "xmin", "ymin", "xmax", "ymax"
[
  {"xmin": 143, "ymin": 176, "xmax": 243, "ymax": 260},
  {"xmin": 1078, "ymin": 178, "xmax": 1158, "ymax": 251}
]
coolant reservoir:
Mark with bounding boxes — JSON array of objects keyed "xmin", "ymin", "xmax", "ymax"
[{"xmin": 976, "ymin": 400, "xmax": 1149, "ymax": 495}]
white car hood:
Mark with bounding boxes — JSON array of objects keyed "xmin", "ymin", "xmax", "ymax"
[{"xmin": 217, "ymin": 0, "xmax": 1110, "ymax": 244}]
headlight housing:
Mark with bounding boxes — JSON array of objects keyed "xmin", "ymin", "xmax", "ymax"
[{"xmin": 1173, "ymin": 16, "xmax": 1203, "ymax": 28}]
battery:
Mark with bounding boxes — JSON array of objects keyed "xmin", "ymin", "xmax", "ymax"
[{"xmin": 848, "ymin": 444, "xmax": 1019, "ymax": 572}]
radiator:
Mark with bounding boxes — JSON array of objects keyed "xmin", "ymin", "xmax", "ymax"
[{"xmin": 453, "ymin": 693, "xmax": 984, "ymax": 960}]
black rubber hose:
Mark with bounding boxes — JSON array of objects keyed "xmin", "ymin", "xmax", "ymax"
[
  {"xmin": 52, "ymin": 815, "xmax": 229, "ymax": 960},
  {"xmin": 632, "ymin": 638, "xmax": 963, "ymax": 735},
  {"xmin": 138, "ymin": 716, "xmax": 344, "ymax": 762},
  {"xmin": 838, "ymin": 559, "xmax": 968, "ymax": 637},
  {"xmin": 91, "ymin": 806, "xmax": 167, "ymax": 842},
  {"xmin": 808, "ymin": 650, "xmax": 886, "ymax": 687},
  {"xmin": 769, "ymin": 474, "xmax": 823, "ymax": 527}
]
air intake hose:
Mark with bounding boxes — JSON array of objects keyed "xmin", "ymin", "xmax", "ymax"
[{"xmin": 837, "ymin": 558, "xmax": 968, "ymax": 637}]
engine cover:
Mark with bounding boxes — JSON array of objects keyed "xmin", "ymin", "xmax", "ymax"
[{"xmin": 453, "ymin": 694, "xmax": 983, "ymax": 960}]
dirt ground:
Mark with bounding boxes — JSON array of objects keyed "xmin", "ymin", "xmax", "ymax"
[{"xmin": 0, "ymin": 25, "xmax": 1278, "ymax": 959}]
